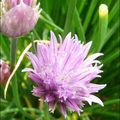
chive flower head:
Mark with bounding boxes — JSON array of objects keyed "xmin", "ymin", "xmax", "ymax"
[{"xmin": 23, "ymin": 32, "xmax": 106, "ymax": 117}]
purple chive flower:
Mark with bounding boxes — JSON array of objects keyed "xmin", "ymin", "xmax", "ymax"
[
  {"xmin": 0, "ymin": 60, "xmax": 10, "ymax": 85},
  {"xmin": 22, "ymin": 31, "xmax": 106, "ymax": 117},
  {"xmin": 0, "ymin": 0, "xmax": 41, "ymax": 38}
]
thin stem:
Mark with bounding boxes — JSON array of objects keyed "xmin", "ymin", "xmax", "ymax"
[
  {"xmin": 74, "ymin": 7, "xmax": 86, "ymax": 42},
  {"xmin": 92, "ymin": 4, "xmax": 108, "ymax": 52},
  {"xmin": 10, "ymin": 39, "xmax": 32, "ymax": 120},
  {"xmin": 63, "ymin": 0, "xmax": 77, "ymax": 37},
  {"xmin": 1, "ymin": 107, "xmax": 42, "ymax": 118},
  {"xmin": 43, "ymin": 103, "xmax": 50, "ymax": 120},
  {"xmin": 10, "ymin": 39, "xmax": 24, "ymax": 117},
  {"xmin": 78, "ymin": 0, "xmax": 86, "ymax": 15},
  {"xmin": 10, "ymin": 39, "xmax": 17, "ymax": 71},
  {"xmin": 40, "ymin": 15, "xmax": 63, "ymax": 33},
  {"xmin": 10, "ymin": 39, "xmax": 20, "ymax": 108},
  {"xmin": 33, "ymin": 29, "xmax": 40, "ymax": 40},
  {"xmin": 100, "ymin": 20, "xmax": 119, "ymax": 51},
  {"xmin": 98, "ymin": 4, "xmax": 108, "ymax": 51},
  {"xmin": 30, "ymin": 32, "xmax": 36, "ymax": 53},
  {"xmin": 83, "ymin": 0, "xmax": 97, "ymax": 33}
]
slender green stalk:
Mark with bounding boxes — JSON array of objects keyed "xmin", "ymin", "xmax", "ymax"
[
  {"xmin": 92, "ymin": 13, "xmax": 118, "ymax": 52},
  {"xmin": 42, "ymin": 10, "xmax": 54, "ymax": 22},
  {"xmin": 102, "ymin": 71, "xmax": 119, "ymax": 83},
  {"xmin": 43, "ymin": 103, "xmax": 50, "ymax": 120},
  {"xmin": 78, "ymin": 0, "xmax": 86, "ymax": 15},
  {"xmin": 63, "ymin": 0, "xmax": 77, "ymax": 37},
  {"xmin": 74, "ymin": 7, "xmax": 86, "ymax": 42},
  {"xmin": 1, "ymin": 107, "xmax": 42, "ymax": 118},
  {"xmin": 109, "ymin": 1, "xmax": 119, "ymax": 23},
  {"xmin": 93, "ymin": 111, "xmax": 119, "ymax": 118},
  {"xmin": 10, "ymin": 39, "xmax": 17, "ymax": 71},
  {"xmin": 102, "ymin": 50, "xmax": 119, "ymax": 65},
  {"xmin": 1, "ymin": 36, "xmax": 10, "ymax": 59},
  {"xmin": 10, "ymin": 39, "xmax": 24, "ymax": 118},
  {"xmin": 83, "ymin": 0, "xmax": 97, "ymax": 33},
  {"xmin": 40, "ymin": 15, "xmax": 63, "ymax": 33},
  {"xmin": 33, "ymin": 29, "xmax": 40, "ymax": 40},
  {"xmin": 10, "ymin": 40, "xmax": 20, "ymax": 110},
  {"xmin": 10, "ymin": 39, "xmax": 32, "ymax": 120},
  {"xmin": 92, "ymin": 4, "xmax": 108, "ymax": 52},
  {"xmin": 98, "ymin": 4, "xmax": 108, "ymax": 51},
  {"xmin": 100, "ymin": 20, "xmax": 119, "ymax": 50},
  {"xmin": 30, "ymin": 32, "xmax": 36, "ymax": 53}
]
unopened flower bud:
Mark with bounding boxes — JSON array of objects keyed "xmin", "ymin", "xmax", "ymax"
[
  {"xmin": 99, "ymin": 4, "xmax": 108, "ymax": 17},
  {"xmin": 0, "ymin": 0, "xmax": 41, "ymax": 38},
  {"xmin": 0, "ymin": 60, "xmax": 10, "ymax": 85}
]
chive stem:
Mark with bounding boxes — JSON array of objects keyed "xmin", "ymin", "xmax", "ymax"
[
  {"xmin": 63, "ymin": 0, "xmax": 77, "ymax": 37},
  {"xmin": 10, "ymin": 39, "xmax": 32, "ymax": 120}
]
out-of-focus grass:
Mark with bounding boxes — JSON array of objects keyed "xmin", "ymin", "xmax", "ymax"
[{"xmin": 0, "ymin": 0, "xmax": 119, "ymax": 120}]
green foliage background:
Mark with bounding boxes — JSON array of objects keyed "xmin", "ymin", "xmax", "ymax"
[{"xmin": 0, "ymin": 0, "xmax": 120, "ymax": 120}]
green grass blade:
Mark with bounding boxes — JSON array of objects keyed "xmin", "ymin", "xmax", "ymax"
[
  {"xmin": 0, "ymin": 36, "xmax": 10, "ymax": 59},
  {"xmin": 83, "ymin": 0, "xmax": 97, "ymax": 33},
  {"xmin": 74, "ymin": 8, "xmax": 86, "ymax": 42},
  {"xmin": 97, "ymin": 4, "xmax": 108, "ymax": 51},
  {"xmin": 93, "ymin": 111, "xmax": 119, "ymax": 118},
  {"xmin": 102, "ymin": 50, "xmax": 119, "ymax": 65},
  {"xmin": 40, "ymin": 15, "xmax": 63, "ymax": 33},
  {"xmin": 100, "ymin": 20, "xmax": 119, "ymax": 50},
  {"xmin": 78, "ymin": 0, "xmax": 86, "ymax": 15},
  {"xmin": 63, "ymin": 0, "xmax": 77, "ymax": 37},
  {"xmin": 109, "ymin": 1, "xmax": 119, "ymax": 23}
]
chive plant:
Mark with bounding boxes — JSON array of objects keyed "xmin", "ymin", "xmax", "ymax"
[{"xmin": 0, "ymin": 0, "xmax": 119, "ymax": 120}]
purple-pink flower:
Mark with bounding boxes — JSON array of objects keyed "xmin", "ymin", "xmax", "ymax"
[
  {"xmin": 23, "ymin": 31, "xmax": 106, "ymax": 117},
  {"xmin": 0, "ymin": 0, "xmax": 41, "ymax": 38},
  {"xmin": 0, "ymin": 60, "xmax": 10, "ymax": 85}
]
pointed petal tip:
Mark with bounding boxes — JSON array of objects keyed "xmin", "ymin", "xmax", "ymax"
[
  {"xmin": 88, "ymin": 41, "xmax": 93, "ymax": 45},
  {"xmin": 66, "ymin": 32, "xmax": 72, "ymax": 38},
  {"xmin": 68, "ymin": 32, "xmax": 72, "ymax": 36},
  {"xmin": 103, "ymin": 84, "xmax": 107, "ymax": 88},
  {"xmin": 50, "ymin": 31, "xmax": 56, "ymax": 37},
  {"xmin": 99, "ymin": 53, "xmax": 104, "ymax": 56},
  {"xmin": 50, "ymin": 30, "xmax": 53, "ymax": 34},
  {"xmin": 50, "ymin": 31, "xmax": 57, "ymax": 41},
  {"xmin": 21, "ymin": 68, "xmax": 28, "ymax": 72},
  {"xmin": 84, "ymin": 41, "xmax": 92, "ymax": 47},
  {"xmin": 99, "ymin": 100, "xmax": 104, "ymax": 107},
  {"xmin": 95, "ymin": 53, "xmax": 104, "ymax": 56},
  {"xmin": 92, "ymin": 95, "xmax": 104, "ymax": 106},
  {"xmin": 21, "ymin": 69, "xmax": 25, "ymax": 72}
]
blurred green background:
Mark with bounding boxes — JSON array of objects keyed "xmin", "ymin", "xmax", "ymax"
[{"xmin": 0, "ymin": 0, "xmax": 120, "ymax": 120}]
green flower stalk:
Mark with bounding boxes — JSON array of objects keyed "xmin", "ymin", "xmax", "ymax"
[
  {"xmin": 10, "ymin": 39, "xmax": 21, "ymax": 110},
  {"xmin": 9, "ymin": 35, "xmax": 33, "ymax": 120},
  {"xmin": 98, "ymin": 4, "xmax": 108, "ymax": 51},
  {"xmin": 63, "ymin": 0, "xmax": 77, "ymax": 37}
]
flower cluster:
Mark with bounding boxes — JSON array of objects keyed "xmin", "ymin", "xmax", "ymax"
[
  {"xmin": 23, "ymin": 32, "xmax": 106, "ymax": 117},
  {"xmin": 0, "ymin": 60, "xmax": 10, "ymax": 85},
  {"xmin": 0, "ymin": 0, "xmax": 41, "ymax": 38}
]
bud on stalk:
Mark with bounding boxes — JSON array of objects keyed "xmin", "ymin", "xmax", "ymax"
[{"xmin": 98, "ymin": 4, "xmax": 108, "ymax": 51}]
